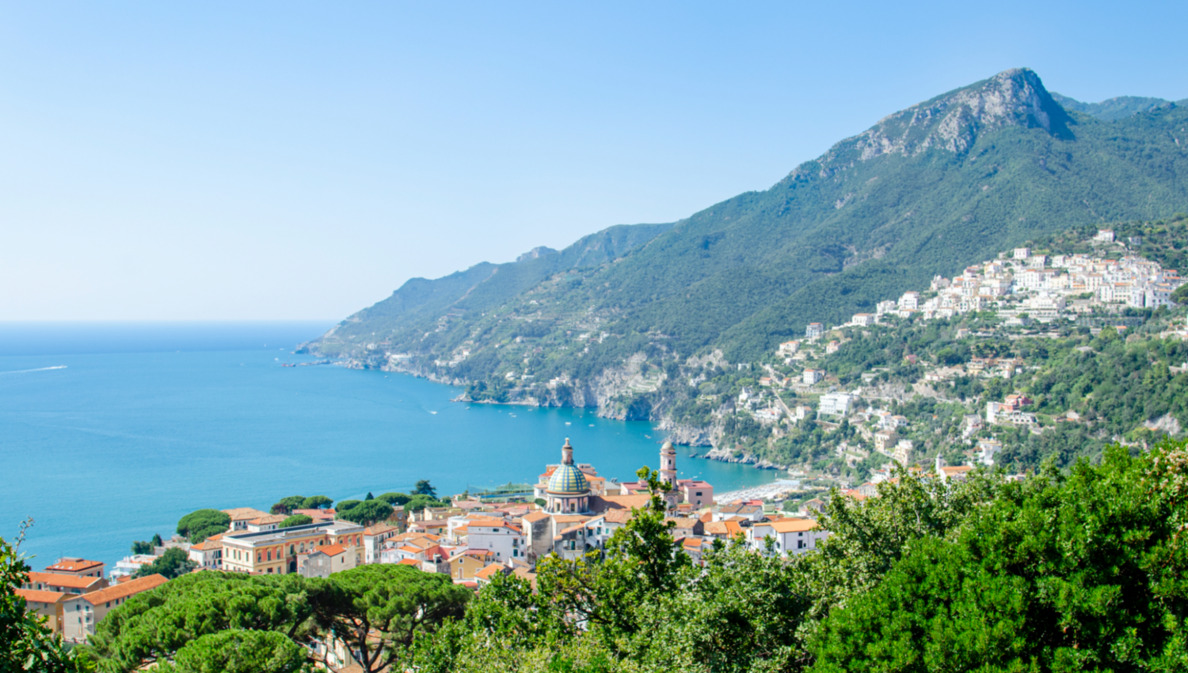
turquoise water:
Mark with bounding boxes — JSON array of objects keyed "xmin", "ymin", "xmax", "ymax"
[{"xmin": 0, "ymin": 322, "xmax": 776, "ymax": 569}]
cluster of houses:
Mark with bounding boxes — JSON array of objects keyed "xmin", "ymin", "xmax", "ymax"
[
  {"xmin": 16, "ymin": 558, "xmax": 167, "ymax": 643},
  {"xmin": 25, "ymin": 439, "xmax": 854, "ymax": 643},
  {"xmin": 872, "ymin": 239, "xmax": 1184, "ymax": 325},
  {"xmin": 733, "ymin": 232, "xmax": 1188, "ymax": 482},
  {"xmin": 779, "ymin": 233, "xmax": 1183, "ymax": 369}
]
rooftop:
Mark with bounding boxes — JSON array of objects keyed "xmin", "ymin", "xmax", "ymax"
[
  {"xmin": 44, "ymin": 558, "xmax": 104, "ymax": 573},
  {"xmin": 222, "ymin": 520, "xmax": 363, "ymax": 547},
  {"xmin": 26, "ymin": 572, "xmax": 105, "ymax": 590},
  {"xmin": 77, "ymin": 574, "xmax": 167, "ymax": 606}
]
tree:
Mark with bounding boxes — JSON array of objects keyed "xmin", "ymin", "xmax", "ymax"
[
  {"xmin": 1, "ymin": 524, "xmax": 82, "ymax": 673},
  {"xmin": 270, "ymin": 496, "xmax": 306, "ymax": 516},
  {"xmin": 85, "ymin": 572, "xmax": 321, "ymax": 671},
  {"xmin": 809, "ymin": 441, "xmax": 1188, "ymax": 671},
  {"xmin": 151, "ymin": 533, "xmax": 163, "ymax": 547},
  {"xmin": 130, "ymin": 540, "xmax": 153, "ymax": 555},
  {"xmin": 336, "ymin": 500, "xmax": 393, "ymax": 527},
  {"xmin": 377, "ymin": 492, "xmax": 411, "ymax": 506},
  {"xmin": 313, "ymin": 564, "xmax": 470, "ymax": 673},
  {"xmin": 176, "ymin": 509, "xmax": 231, "ymax": 544},
  {"xmin": 403, "ymin": 494, "xmax": 445, "ymax": 513},
  {"xmin": 365, "ymin": 492, "xmax": 375, "ymax": 501},
  {"xmin": 413, "ymin": 480, "xmax": 437, "ymax": 499},
  {"xmin": 134, "ymin": 547, "xmax": 196, "ymax": 580},
  {"xmin": 159, "ymin": 629, "xmax": 308, "ymax": 673},
  {"xmin": 301, "ymin": 496, "xmax": 333, "ymax": 510},
  {"xmin": 279, "ymin": 514, "xmax": 313, "ymax": 529}
]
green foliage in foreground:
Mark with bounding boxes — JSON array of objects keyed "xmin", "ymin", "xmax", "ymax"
[
  {"xmin": 82, "ymin": 564, "xmax": 469, "ymax": 673},
  {"xmin": 77, "ymin": 441, "xmax": 1188, "ymax": 672},
  {"xmin": 156, "ymin": 629, "xmax": 309, "ymax": 673},
  {"xmin": 175, "ymin": 509, "xmax": 230, "ymax": 544},
  {"xmin": 1, "ymin": 526, "xmax": 86, "ymax": 672}
]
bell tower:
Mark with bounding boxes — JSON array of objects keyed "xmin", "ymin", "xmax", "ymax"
[
  {"xmin": 659, "ymin": 440, "xmax": 680, "ymax": 508},
  {"xmin": 659, "ymin": 440, "xmax": 677, "ymax": 487}
]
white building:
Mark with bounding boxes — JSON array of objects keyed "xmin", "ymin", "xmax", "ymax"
[
  {"xmin": 818, "ymin": 392, "xmax": 853, "ymax": 417},
  {"xmin": 747, "ymin": 518, "xmax": 829, "ymax": 557},
  {"xmin": 462, "ymin": 517, "xmax": 526, "ymax": 563}
]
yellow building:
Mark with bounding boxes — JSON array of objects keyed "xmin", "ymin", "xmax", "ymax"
[{"xmin": 221, "ymin": 520, "xmax": 364, "ymax": 575}]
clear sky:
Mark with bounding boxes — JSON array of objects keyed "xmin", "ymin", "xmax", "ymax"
[{"xmin": 3, "ymin": 1, "xmax": 1186, "ymax": 321}]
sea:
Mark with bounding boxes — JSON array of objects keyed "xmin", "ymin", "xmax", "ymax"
[{"xmin": 0, "ymin": 321, "xmax": 778, "ymax": 569}]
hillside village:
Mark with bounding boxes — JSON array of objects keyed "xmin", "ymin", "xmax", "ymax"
[{"xmin": 721, "ymin": 229, "xmax": 1188, "ymax": 487}]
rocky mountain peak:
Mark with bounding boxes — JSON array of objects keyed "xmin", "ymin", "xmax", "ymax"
[
  {"xmin": 515, "ymin": 245, "xmax": 557, "ymax": 263},
  {"xmin": 832, "ymin": 68, "xmax": 1072, "ymax": 163}
]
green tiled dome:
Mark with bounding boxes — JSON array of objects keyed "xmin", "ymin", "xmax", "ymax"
[{"xmin": 547, "ymin": 464, "xmax": 590, "ymax": 495}]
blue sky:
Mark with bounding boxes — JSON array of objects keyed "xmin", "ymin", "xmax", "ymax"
[{"xmin": 3, "ymin": 1, "xmax": 1186, "ymax": 320}]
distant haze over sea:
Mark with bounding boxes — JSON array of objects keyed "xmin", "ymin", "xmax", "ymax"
[{"xmin": 0, "ymin": 322, "xmax": 776, "ymax": 568}]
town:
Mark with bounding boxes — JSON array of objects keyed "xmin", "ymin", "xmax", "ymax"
[{"xmin": 17, "ymin": 434, "xmax": 978, "ymax": 647}]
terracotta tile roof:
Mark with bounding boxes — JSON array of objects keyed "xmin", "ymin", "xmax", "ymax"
[
  {"xmin": 249, "ymin": 514, "xmax": 287, "ymax": 525},
  {"xmin": 292, "ymin": 508, "xmax": 336, "ymax": 519},
  {"xmin": 44, "ymin": 558, "xmax": 103, "ymax": 573},
  {"xmin": 682, "ymin": 538, "xmax": 704, "ymax": 549},
  {"xmin": 364, "ymin": 522, "xmax": 399, "ymax": 536},
  {"xmin": 222, "ymin": 507, "xmax": 271, "ymax": 521},
  {"xmin": 317, "ymin": 544, "xmax": 347, "ymax": 557},
  {"xmin": 78, "ymin": 574, "xmax": 167, "ymax": 606},
  {"xmin": 703, "ymin": 521, "xmax": 742, "ymax": 537},
  {"xmin": 521, "ymin": 511, "xmax": 550, "ymax": 523},
  {"xmin": 603, "ymin": 509, "xmax": 634, "ymax": 524},
  {"xmin": 591, "ymin": 494, "xmax": 652, "ymax": 512},
  {"xmin": 16, "ymin": 588, "xmax": 66, "ymax": 604},
  {"xmin": 768, "ymin": 518, "xmax": 820, "ymax": 534},
  {"xmin": 475, "ymin": 563, "xmax": 507, "ymax": 580},
  {"xmin": 398, "ymin": 559, "xmax": 421, "ymax": 567},
  {"xmin": 26, "ymin": 572, "xmax": 104, "ymax": 590}
]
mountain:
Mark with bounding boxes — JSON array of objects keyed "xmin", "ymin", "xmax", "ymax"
[
  {"xmin": 1051, "ymin": 92, "xmax": 1185, "ymax": 122},
  {"xmin": 307, "ymin": 68, "xmax": 1188, "ymax": 415}
]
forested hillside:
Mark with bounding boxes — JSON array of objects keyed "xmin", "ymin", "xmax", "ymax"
[{"xmin": 309, "ymin": 68, "xmax": 1188, "ymax": 409}]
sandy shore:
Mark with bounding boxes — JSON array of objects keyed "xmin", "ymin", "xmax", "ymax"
[{"xmin": 715, "ymin": 479, "xmax": 801, "ymax": 504}]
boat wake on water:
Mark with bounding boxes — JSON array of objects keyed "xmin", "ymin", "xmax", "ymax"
[{"xmin": 0, "ymin": 365, "xmax": 67, "ymax": 376}]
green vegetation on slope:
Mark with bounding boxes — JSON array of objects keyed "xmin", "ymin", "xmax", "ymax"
[{"xmin": 309, "ymin": 68, "xmax": 1188, "ymax": 429}]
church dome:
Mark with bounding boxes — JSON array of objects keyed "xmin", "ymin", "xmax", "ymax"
[{"xmin": 547, "ymin": 464, "xmax": 590, "ymax": 495}]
